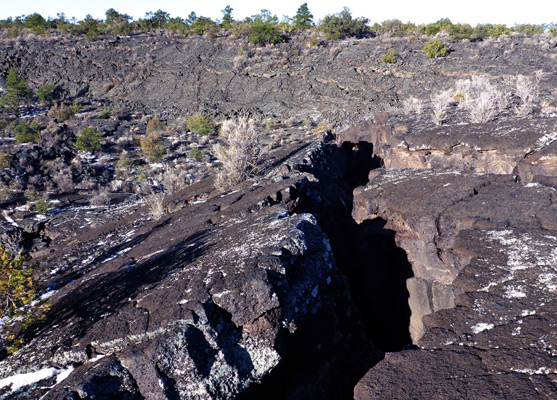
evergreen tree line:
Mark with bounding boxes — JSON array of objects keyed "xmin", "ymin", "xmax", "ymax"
[{"xmin": 0, "ymin": 4, "xmax": 555, "ymax": 45}]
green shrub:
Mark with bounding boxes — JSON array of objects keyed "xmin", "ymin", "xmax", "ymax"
[
  {"xmin": 449, "ymin": 24, "xmax": 473, "ymax": 41},
  {"xmin": 188, "ymin": 147, "xmax": 204, "ymax": 162},
  {"xmin": 49, "ymin": 103, "xmax": 78, "ymax": 123},
  {"xmin": 76, "ymin": 127, "xmax": 102, "ymax": 152},
  {"xmin": 424, "ymin": 39, "xmax": 449, "ymax": 58},
  {"xmin": 381, "ymin": 49, "xmax": 397, "ymax": 64},
  {"xmin": 140, "ymin": 133, "xmax": 165, "ymax": 162},
  {"xmin": 487, "ymin": 24, "xmax": 511, "ymax": 38},
  {"xmin": 0, "ymin": 246, "xmax": 36, "ymax": 320},
  {"xmin": 13, "ymin": 120, "xmax": 39, "ymax": 143},
  {"xmin": 71, "ymin": 15, "xmax": 102, "ymax": 40},
  {"xmin": 24, "ymin": 13, "xmax": 47, "ymax": 35},
  {"xmin": 320, "ymin": 8, "xmax": 370, "ymax": 40},
  {"xmin": 0, "ymin": 245, "xmax": 51, "ymax": 353},
  {"xmin": 513, "ymin": 24, "xmax": 545, "ymax": 36},
  {"xmin": 146, "ymin": 116, "xmax": 164, "ymax": 134},
  {"xmin": 190, "ymin": 16, "xmax": 218, "ymax": 35},
  {"xmin": 380, "ymin": 19, "xmax": 417, "ymax": 37},
  {"xmin": 113, "ymin": 20, "xmax": 133, "ymax": 36},
  {"xmin": 249, "ymin": 21, "xmax": 283, "ymax": 46},
  {"xmin": 35, "ymin": 198, "xmax": 50, "ymax": 215},
  {"xmin": 0, "ymin": 153, "xmax": 11, "ymax": 168},
  {"xmin": 221, "ymin": 5, "xmax": 234, "ymax": 29},
  {"xmin": 425, "ymin": 23, "xmax": 441, "ymax": 36},
  {"xmin": 186, "ymin": 115, "xmax": 215, "ymax": 136},
  {"xmin": 99, "ymin": 107, "xmax": 111, "ymax": 119},
  {"xmin": 37, "ymin": 84, "xmax": 55, "ymax": 104},
  {"xmin": 424, "ymin": 18, "xmax": 452, "ymax": 36}
]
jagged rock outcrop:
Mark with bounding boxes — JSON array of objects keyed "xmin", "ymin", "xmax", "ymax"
[
  {"xmin": 352, "ymin": 168, "xmax": 557, "ymax": 398},
  {"xmin": 340, "ymin": 115, "xmax": 557, "ymax": 184},
  {"xmin": 353, "ymin": 168, "xmax": 557, "ymax": 339},
  {"xmin": 0, "ymin": 142, "xmax": 380, "ymax": 399}
]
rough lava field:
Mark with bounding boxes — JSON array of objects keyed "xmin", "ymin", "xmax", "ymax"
[{"xmin": 0, "ymin": 17, "xmax": 556, "ymax": 400}]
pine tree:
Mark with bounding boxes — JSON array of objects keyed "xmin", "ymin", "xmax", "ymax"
[
  {"xmin": 293, "ymin": 3, "xmax": 314, "ymax": 30},
  {"xmin": 1, "ymin": 68, "xmax": 32, "ymax": 114},
  {"xmin": 221, "ymin": 5, "xmax": 234, "ymax": 29}
]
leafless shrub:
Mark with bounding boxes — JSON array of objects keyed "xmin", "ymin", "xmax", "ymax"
[
  {"xmin": 233, "ymin": 55, "xmax": 248, "ymax": 72},
  {"xmin": 541, "ymin": 99, "xmax": 557, "ymax": 114},
  {"xmin": 329, "ymin": 46, "xmax": 341, "ymax": 58},
  {"xmin": 465, "ymin": 90, "xmax": 503, "ymax": 123},
  {"xmin": 80, "ymin": 177, "xmax": 97, "ymax": 191},
  {"xmin": 455, "ymin": 76, "xmax": 508, "ymax": 123},
  {"xmin": 515, "ymin": 74, "xmax": 540, "ymax": 116},
  {"xmin": 402, "ymin": 97, "xmax": 425, "ymax": 115},
  {"xmin": 158, "ymin": 168, "xmax": 190, "ymax": 195},
  {"xmin": 116, "ymin": 132, "xmax": 136, "ymax": 150},
  {"xmin": 144, "ymin": 192, "xmax": 165, "ymax": 219},
  {"xmin": 214, "ymin": 116, "xmax": 265, "ymax": 191},
  {"xmin": 111, "ymin": 179, "xmax": 124, "ymax": 192},
  {"xmin": 37, "ymin": 127, "xmax": 61, "ymax": 148},
  {"xmin": 431, "ymin": 90, "xmax": 453, "ymax": 125},
  {"xmin": 53, "ymin": 171, "xmax": 75, "ymax": 194},
  {"xmin": 28, "ymin": 175, "xmax": 41, "ymax": 186},
  {"xmin": 0, "ymin": 229, "xmax": 23, "ymax": 254},
  {"xmin": 90, "ymin": 190, "xmax": 111, "ymax": 206}
]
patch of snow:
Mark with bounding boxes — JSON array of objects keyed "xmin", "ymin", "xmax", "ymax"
[
  {"xmin": 55, "ymin": 366, "xmax": 74, "ymax": 384},
  {"xmin": 505, "ymin": 286, "xmax": 527, "ymax": 299},
  {"xmin": 88, "ymin": 354, "xmax": 105, "ymax": 363},
  {"xmin": 511, "ymin": 366, "xmax": 555, "ymax": 375},
  {"xmin": 101, "ymin": 247, "xmax": 132, "ymax": 264},
  {"xmin": 191, "ymin": 197, "xmax": 208, "ymax": 205},
  {"xmin": 471, "ymin": 322, "xmax": 495, "ymax": 334},
  {"xmin": 39, "ymin": 289, "xmax": 57, "ymax": 301},
  {"xmin": 535, "ymin": 131, "xmax": 557, "ymax": 150},
  {"xmin": 2, "ymin": 212, "xmax": 18, "ymax": 227},
  {"xmin": 0, "ymin": 367, "xmax": 58, "ymax": 392}
]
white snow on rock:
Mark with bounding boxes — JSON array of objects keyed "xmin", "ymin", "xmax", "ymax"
[
  {"xmin": 0, "ymin": 367, "xmax": 58, "ymax": 392},
  {"xmin": 471, "ymin": 322, "xmax": 495, "ymax": 334}
]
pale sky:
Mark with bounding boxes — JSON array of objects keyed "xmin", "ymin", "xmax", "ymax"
[{"xmin": 0, "ymin": 0, "xmax": 554, "ymax": 26}]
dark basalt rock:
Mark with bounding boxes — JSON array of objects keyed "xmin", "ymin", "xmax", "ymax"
[
  {"xmin": 0, "ymin": 141, "xmax": 380, "ymax": 399},
  {"xmin": 353, "ymin": 168, "xmax": 557, "ymax": 399},
  {"xmin": 1, "ymin": 34, "xmax": 556, "ymax": 125},
  {"xmin": 340, "ymin": 115, "xmax": 557, "ymax": 183}
]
